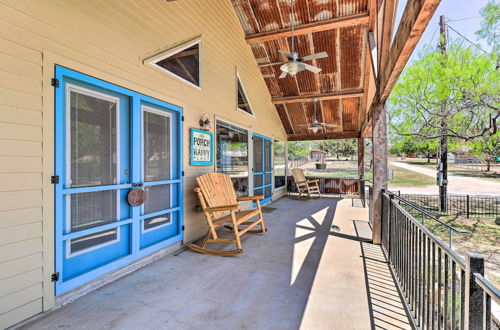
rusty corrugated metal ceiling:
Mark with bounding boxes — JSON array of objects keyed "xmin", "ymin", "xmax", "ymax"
[{"xmin": 231, "ymin": 0, "xmax": 369, "ymax": 140}]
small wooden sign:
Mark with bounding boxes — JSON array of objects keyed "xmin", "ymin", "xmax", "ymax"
[{"xmin": 190, "ymin": 128, "xmax": 213, "ymax": 166}]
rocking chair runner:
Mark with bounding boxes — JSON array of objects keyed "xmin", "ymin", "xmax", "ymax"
[
  {"xmin": 291, "ymin": 168, "xmax": 321, "ymax": 198},
  {"xmin": 188, "ymin": 173, "xmax": 267, "ymax": 256}
]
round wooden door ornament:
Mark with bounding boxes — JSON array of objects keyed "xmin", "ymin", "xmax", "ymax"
[{"xmin": 127, "ymin": 188, "xmax": 147, "ymax": 206}]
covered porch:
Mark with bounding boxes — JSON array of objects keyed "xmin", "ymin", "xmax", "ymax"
[{"xmin": 20, "ymin": 197, "xmax": 410, "ymax": 329}]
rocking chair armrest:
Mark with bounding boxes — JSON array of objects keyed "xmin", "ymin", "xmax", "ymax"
[
  {"xmin": 295, "ymin": 180, "xmax": 307, "ymax": 185},
  {"xmin": 237, "ymin": 195, "xmax": 264, "ymax": 201},
  {"xmin": 307, "ymin": 179, "xmax": 320, "ymax": 183},
  {"xmin": 204, "ymin": 204, "xmax": 239, "ymax": 212}
]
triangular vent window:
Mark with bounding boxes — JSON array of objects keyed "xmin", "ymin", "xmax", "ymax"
[
  {"xmin": 237, "ymin": 78, "xmax": 253, "ymax": 115},
  {"xmin": 150, "ymin": 41, "xmax": 200, "ymax": 88}
]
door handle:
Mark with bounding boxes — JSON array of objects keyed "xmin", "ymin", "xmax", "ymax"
[{"xmin": 131, "ymin": 183, "xmax": 143, "ymax": 188}]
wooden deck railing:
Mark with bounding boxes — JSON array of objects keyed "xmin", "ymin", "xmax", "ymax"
[{"xmin": 286, "ymin": 176, "xmax": 359, "ymax": 197}]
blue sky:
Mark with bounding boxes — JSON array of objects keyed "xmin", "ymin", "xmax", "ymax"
[{"xmin": 395, "ymin": 0, "xmax": 490, "ymax": 60}]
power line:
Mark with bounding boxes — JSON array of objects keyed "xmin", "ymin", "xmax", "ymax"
[
  {"xmin": 446, "ymin": 16, "xmax": 481, "ymax": 23},
  {"xmin": 429, "ymin": 24, "xmax": 440, "ymax": 46},
  {"xmin": 446, "ymin": 24, "xmax": 488, "ymax": 53}
]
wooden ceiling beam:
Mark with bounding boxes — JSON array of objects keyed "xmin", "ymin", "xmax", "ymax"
[
  {"xmin": 379, "ymin": 0, "xmax": 440, "ymax": 101},
  {"xmin": 245, "ymin": 13, "xmax": 369, "ymax": 44},
  {"xmin": 272, "ymin": 90, "xmax": 364, "ymax": 104},
  {"xmin": 287, "ymin": 131, "xmax": 360, "ymax": 141},
  {"xmin": 167, "ymin": 48, "xmax": 198, "ymax": 60},
  {"xmin": 360, "ymin": 112, "xmax": 373, "ymax": 137}
]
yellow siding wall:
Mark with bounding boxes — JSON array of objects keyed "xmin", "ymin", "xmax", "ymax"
[{"xmin": 0, "ymin": 0, "xmax": 286, "ymax": 327}]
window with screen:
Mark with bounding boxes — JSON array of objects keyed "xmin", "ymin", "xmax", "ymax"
[
  {"xmin": 236, "ymin": 77, "xmax": 253, "ymax": 115},
  {"xmin": 216, "ymin": 121, "xmax": 249, "ymax": 196},
  {"xmin": 274, "ymin": 140, "xmax": 286, "ymax": 189},
  {"xmin": 150, "ymin": 41, "xmax": 200, "ymax": 88}
]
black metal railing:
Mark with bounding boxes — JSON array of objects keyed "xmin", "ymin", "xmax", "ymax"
[
  {"xmin": 394, "ymin": 193, "xmax": 500, "ymax": 219},
  {"xmin": 391, "ymin": 194, "xmax": 469, "ymax": 249},
  {"xmin": 381, "ymin": 192, "xmax": 500, "ymax": 329}
]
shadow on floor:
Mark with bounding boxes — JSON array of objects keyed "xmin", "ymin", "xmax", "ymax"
[
  {"xmin": 353, "ymin": 220, "xmax": 412, "ymax": 330},
  {"xmin": 20, "ymin": 198, "xmax": 412, "ymax": 330}
]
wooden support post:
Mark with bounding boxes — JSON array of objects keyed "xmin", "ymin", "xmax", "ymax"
[
  {"xmin": 358, "ymin": 137, "xmax": 365, "ymax": 195},
  {"xmin": 371, "ymin": 102, "xmax": 388, "ymax": 244}
]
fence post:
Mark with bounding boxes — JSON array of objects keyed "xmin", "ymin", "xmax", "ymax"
[
  {"xmin": 466, "ymin": 195, "xmax": 470, "ymax": 219},
  {"xmin": 464, "ymin": 253, "xmax": 485, "ymax": 330}
]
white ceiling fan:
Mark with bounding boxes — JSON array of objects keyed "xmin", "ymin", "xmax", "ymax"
[
  {"xmin": 297, "ymin": 98, "xmax": 338, "ymax": 133},
  {"xmin": 258, "ymin": 0, "xmax": 328, "ymax": 78}
]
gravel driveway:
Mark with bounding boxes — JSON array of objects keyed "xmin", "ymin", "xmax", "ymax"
[{"xmin": 391, "ymin": 162, "xmax": 500, "ymax": 196}]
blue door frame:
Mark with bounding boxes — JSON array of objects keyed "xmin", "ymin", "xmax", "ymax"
[
  {"xmin": 54, "ymin": 66, "xmax": 183, "ymax": 295},
  {"xmin": 252, "ymin": 133, "xmax": 273, "ymax": 204}
]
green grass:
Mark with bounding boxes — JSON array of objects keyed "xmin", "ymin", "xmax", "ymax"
[
  {"xmin": 387, "ymin": 166, "xmax": 435, "ymax": 188},
  {"xmin": 304, "ymin": 165, "xmax": 435, "ymax": 188},
  {"xmin": 405, "ymin": 210, "xmax": 500, "ymax": 287}
]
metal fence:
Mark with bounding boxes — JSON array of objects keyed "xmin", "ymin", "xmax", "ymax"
[
  {"xmin": 286, "ymin": 176, "xmax": 359, "ymax": 197},
  {"xmin": 381, "ymin": 192, "xmax": 500, "ymax": 329},
  {"xmin": 393, "ymin": 192, "xmax": 500, "ymax": 219}
]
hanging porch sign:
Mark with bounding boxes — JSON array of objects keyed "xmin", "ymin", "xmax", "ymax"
[{"xmin": 190, "ymin": 128, "xmax": 213, "ymax": 166}]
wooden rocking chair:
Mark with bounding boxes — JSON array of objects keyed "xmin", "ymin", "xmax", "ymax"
[
  {"xmin": 188, "ymin": 173, "xmax": 267, "ymax": 256},
  {"xmin": 291, "ymin": 168, "xmax": 321, "ymax": 199}
]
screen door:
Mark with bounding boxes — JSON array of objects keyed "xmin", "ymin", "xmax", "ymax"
[
  {"xmin": 253, "ymin": 134, "xmax": 273, "ymax": 204},
  {"xmin": 54, "ymin": 66, "xmax": 183, "ymax": 295}
]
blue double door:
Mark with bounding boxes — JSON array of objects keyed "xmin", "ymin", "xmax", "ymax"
[
  {"xmin": 253, "ymin": 134, "xmax": 273, "ymax": 204},
  {"xmin": 54, "ymin": 66, "xmax": 183, "ymax": 295}
]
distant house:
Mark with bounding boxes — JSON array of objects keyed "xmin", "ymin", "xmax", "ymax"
[{"xmin": 310, "ymin": 150, "xmax": 327, "ymax": 163}]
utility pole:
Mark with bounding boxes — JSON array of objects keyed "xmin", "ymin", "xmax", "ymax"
[{"xmin": 438, "ymin": 15, "xmax": 448, "ymax": 212}]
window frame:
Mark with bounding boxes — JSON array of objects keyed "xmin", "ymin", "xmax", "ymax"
[
  {"xmin": 215, "ymin": 118, "xmax": 251, "ymax": 196},
  {"xmin": 235, "ymin": 72, "xmax": 255, "ymax": 117},
  {"xmin": 64, "ymin": 83, "xmax": 121, "ymax": 258},
  {"xmin": 273, "ymin": 139, "xmax": 287, "ymax": 191},
  {"xmin": 140, "ymin": 105, "xmax": 174, "ymax": 234},
  {"xmin": 147, "ymin": 39, "xmax": 202, "ymax": 90}
]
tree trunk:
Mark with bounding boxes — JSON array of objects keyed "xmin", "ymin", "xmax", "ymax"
[
  {"xmin": 486, "ymin": 162, "xmax": 491, "ymax": 172},
  {"xmin": 427, "ymin": 155, "xmax": 431, "ymax": 163}
]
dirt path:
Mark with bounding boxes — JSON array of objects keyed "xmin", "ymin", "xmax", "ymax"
[{"xmin": 391, "ymin": 161, "xmax": 500, "ymax": 196}]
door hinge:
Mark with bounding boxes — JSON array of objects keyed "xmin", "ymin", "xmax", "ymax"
[
  {"xmin": 182, "ymin": 171, "xmax": 185, "ymax": 177},
  {"xmin": 51, "ymin": 78, "xmax": 60, "ymax": 88},
  {"xmin": 182, "ymin": 116, "xmax": 184, "ymax": 122},
  {"xmin": 51, "ymin": 175, "xmax": 60, "ymax": 184},
  {"xmin": 51, "ymin": 272, "xmax": 60, "ymax": 282},
  {"xmin": 182, "ymin": 225, "xmax": 185, "ymax": 231}
]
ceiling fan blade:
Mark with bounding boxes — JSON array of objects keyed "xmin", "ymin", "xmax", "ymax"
[
  {"xmin": 279, "ymin": 71, "xmax": 288, "ymax": 79},
  {"xmin": 323, "ymin": 124, "xmax": 339, "ymax": 127},
  {"xmin": 278, "ymin": 50, "xmax": 292, "ymax": 59},
  {"xmin": 303, "ymin": 63, "xmax": 322, "ymax": 73},
  {"xmin": 300, "ymin": 52, "xmax": 328, "ymax": 62},
  {"xmin": 258, "ymin": 61, "xmax": 286, "ymax": 68}
]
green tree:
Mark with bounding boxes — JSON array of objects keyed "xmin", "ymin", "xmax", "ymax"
[
  {"xmin": 389, "ymin": 136, "xmax": 437, "ymax": 162},
  {"xmin": 318, "ymin": 139, "xmax": 356, "ymax": 159},
  {"xmin": 476, "ymin": 0, "xmax": 500, "ymax": 54},
  {"xmin": 287, "ymin": 141, "xmax": 314, "ymax": 160},
  {"xmin": 470, "ymin": 133, "xmax": 500, "ymax": 171},
  {"xmin": 388, "ymin": 44, "xmax": 499, "ymax": 142}
]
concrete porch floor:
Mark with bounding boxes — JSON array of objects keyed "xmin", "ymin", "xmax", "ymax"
[{"xmin": 20, "ymin": 197, "xmax": 411, "ymax": 330}]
